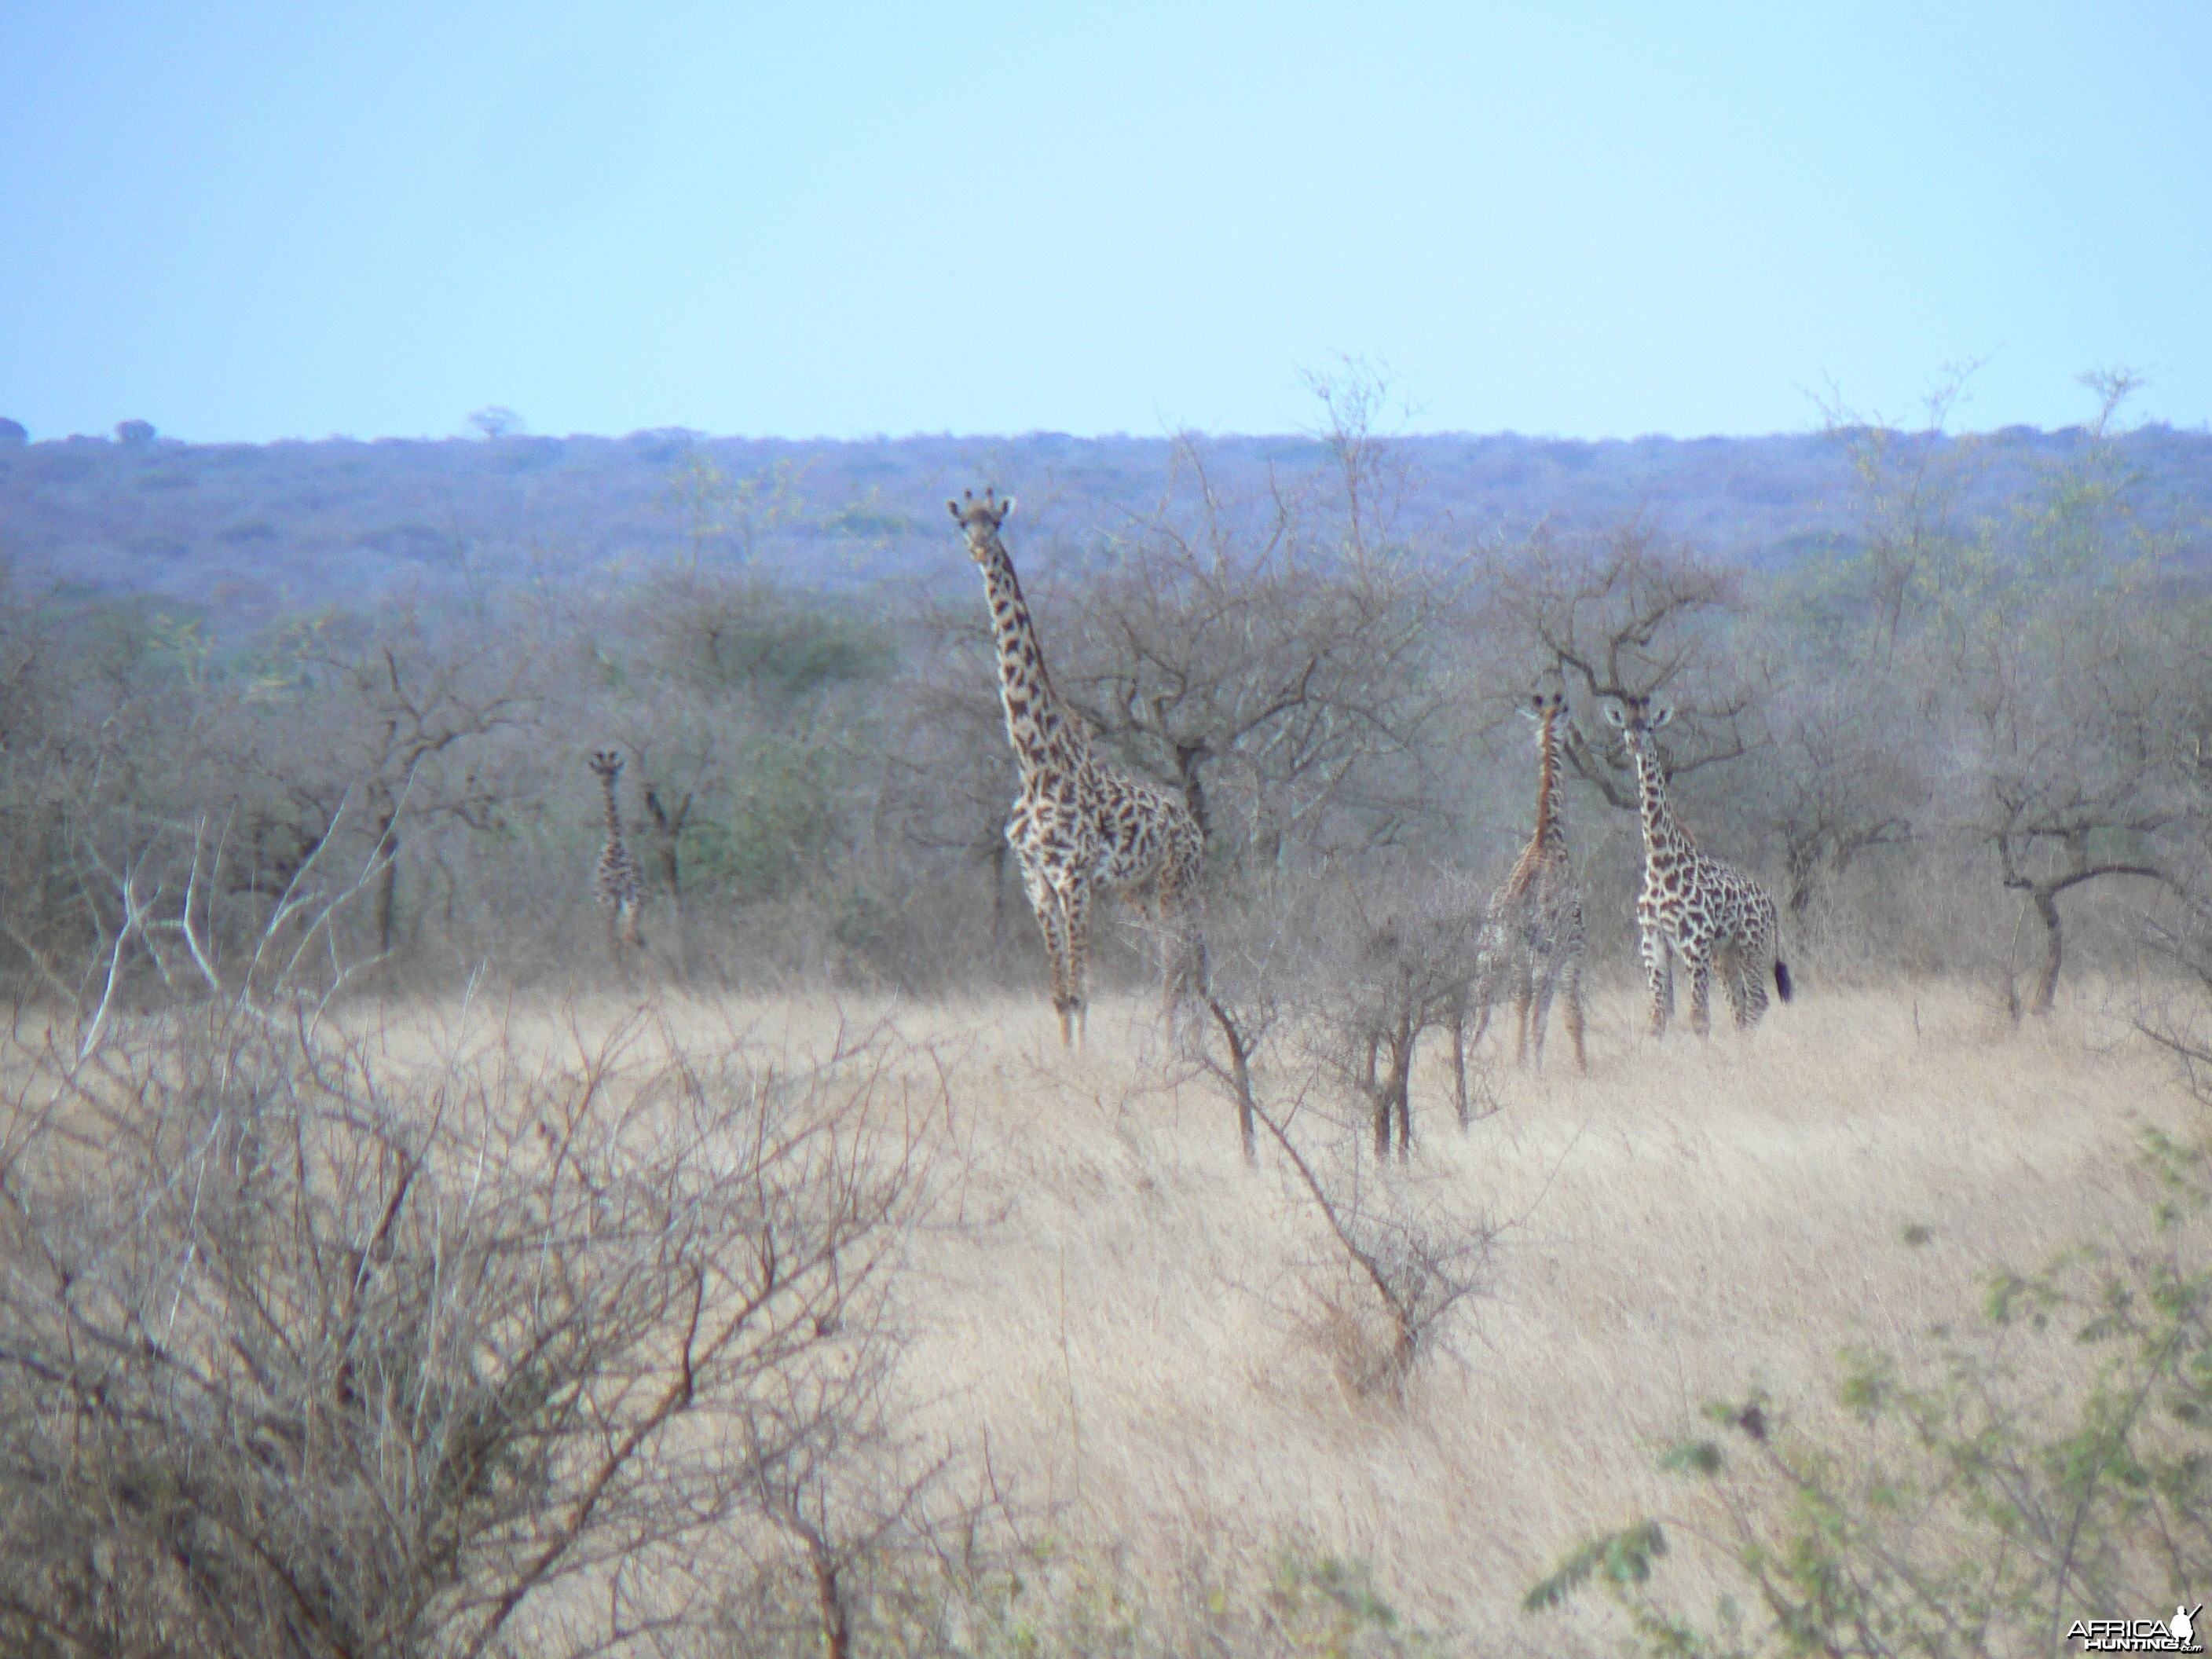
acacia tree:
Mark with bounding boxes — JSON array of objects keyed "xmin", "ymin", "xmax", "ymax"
[
  {"xmin": 1493, "ymin": 522, "xmax": 1758, "ymax": 821},
  {"xmin": 1943, "ymin": 374, "xmax": 2189, "ymax": 1015},
  {"xmin": 1041, "ymin": 372, "xmax": 1472, "ymax": 873},
  {"xmin": 558, "ymin": 566, "xmax": 892, "ymax": 972},
  {"xmin": 1735, "ymin": 665, "xmax": 1927, "ymax": 918},
  {"xmin": 664, "ymin": 447, "xmax": 815, "ymax": 569},
  {"xmin": 290, "ymin": 605, "xmax": 540, "ymax": 959},
  {"xmin": 1957, "ymin": 600, "xmax": 2183, "ymax": 1014},
  {"xmin": 1707, "ymin": 367, "xmax": 1989, "ymax": 922},
  {"xmin": 1815, "ymin": 362, "xmax": 1990, "ymax": 665},
  {"xmin": 881, "ymin": 637, "xmax": 1030, "ymax": 948}
]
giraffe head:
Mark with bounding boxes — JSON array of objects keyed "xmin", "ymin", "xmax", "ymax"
[
  {"xmin": 1602, "ymin": 694, "xmax": 1672, "ymax": 758},
  {"xmin": 1521, "ymin": 690, "xmax": 1567, "ymax": 738},
  {"xmin": 588, "ymin": 748, "xmax": 624, "ymax": 782},
  {"xmin": 948, "ymin": 488, "xmax": 1016, "ymax": 564}
]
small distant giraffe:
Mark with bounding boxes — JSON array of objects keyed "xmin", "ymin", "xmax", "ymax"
[
  {"xmin": 950, "ymin": 489, "xmax": 1206, "ymax": 1046},
  {"xmin": 1469, "ymin": 690, "xmax": 1588, "ymax": 1072},
  {"xmin": 587, "ymin": 749, "xmax": 646, "ymax": 952},
  {"xmin": 1605, "ymin": 696, "xmax": 1792, "ymax": 1035}
]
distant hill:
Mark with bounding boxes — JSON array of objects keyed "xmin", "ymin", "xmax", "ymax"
[{"xmin": 2, "ymin": 423, "xmax": 2207, "ymax": 626}]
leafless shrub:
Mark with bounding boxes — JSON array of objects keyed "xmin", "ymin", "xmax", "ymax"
[
  {"xmin": 1197, "ymin": 870, "xmax": 1489, "ymax": 1163},
  {"xmin": 1192, "ymin": 885, "xmax": 1496, "ymax": 1390},
  {"xmin": 1254, "ymin": 1098, "xmax": 1495, "ymax": 1396},
  {"xmin": 0, "ymin": 875, "xmax": 938, "ymax": 1658},
  {"xmin": 1324, "ymin": 878, "xmax": 1489, "ymax": 1155}
]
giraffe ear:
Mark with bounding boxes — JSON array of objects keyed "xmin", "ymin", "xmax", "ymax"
[
  {"xmin": 1649, "ymin": 704, "xmax": 1675, "ymax": 729},
  {"xmin": 999, "ymin": 495, "xmax": 1016, "ymax": 520},
  {"xmin": 948, "ymin": 500, "xmax": 962, "ymax": 521},
  {"xmin": 1602, "ymin": 701, "xmax": 1627, "ymax": 728}
]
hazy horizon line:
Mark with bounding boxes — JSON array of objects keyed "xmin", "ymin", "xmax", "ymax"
[{"xmin": 14, "ymin": 418, "xmax": 2209, "ymax": 450}]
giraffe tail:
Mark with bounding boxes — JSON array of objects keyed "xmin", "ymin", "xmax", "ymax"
[{"xmin": 1774, "ymin": 959, "xmax": 1794, "ymax": 1003}]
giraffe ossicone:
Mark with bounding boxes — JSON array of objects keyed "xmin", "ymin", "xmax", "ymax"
[
  {"xmin": 952, "ymin": 486, "xmax": 1207, "ymax": 1047},
  {"xmin": 1605, "ymin": 694, "xmax": 1792, "ymax": 1038}
]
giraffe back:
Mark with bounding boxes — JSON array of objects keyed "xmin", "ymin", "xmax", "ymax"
[{"xmin": 1082, "ymin": 760, "xmax": 1203, "ymax": 892}]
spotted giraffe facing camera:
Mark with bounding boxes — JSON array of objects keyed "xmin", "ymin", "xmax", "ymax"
[
  {"xmin": 1470, "ymin": 690, "xmax": 1588, "ymax": 1071},
  {"xmin": 587, "ymin": 749, "xmax": 646, "ymax": 953},
  {"xmin": 1606, "ymin": 695, "xmax": 1791, "ymax": 1035},
  {"xmin": 950, "ymin": 489, "xmax": 1207, "ymax": 1046}
]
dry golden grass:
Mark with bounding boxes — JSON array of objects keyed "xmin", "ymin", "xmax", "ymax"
[{"xmin": 384, "ymin": 978, "xmax": 2190, "ymax": 1653}]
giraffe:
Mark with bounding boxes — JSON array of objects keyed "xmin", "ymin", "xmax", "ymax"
[
  {"xmin": 1468, "ymin": 690, "xmax": 1588, "ymax": 1072},
  {"xmin": 950, "ymin": 489, "xmax": 1207, "ymax": 1046},
  {"xmin": 587, "ymin": 749, "xmax": 646, "ymax": 953},
  {"xmin": 1605, "ymin": 696, "xmax": 1793, "ymax": 1036}
]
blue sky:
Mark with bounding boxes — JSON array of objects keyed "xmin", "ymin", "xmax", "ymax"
[{"xmin": 2, "ymin": 3, "xmax": 2206, "ymax": 442}]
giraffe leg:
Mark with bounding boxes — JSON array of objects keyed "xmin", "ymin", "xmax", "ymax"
[
  {"xmin": 1044, "ymin": 906, "xmax": 1076, "ymax": 1046},
  {"xmin": 1016, "ymin": 850, "xmax": 1074, "ymax": 1042},
  {"xmin": 1734, "ymin": 943, "xmax": 1770, "ymax": 1028},
  {"xmin": 1712, "ymin": 941, "xmax": 1738, "ymax": 1029},
  {"xmin": 1157, "ymin": 895, "xmax": 1185, "ymax": 1024},
  {"xmin": 1744, "ymin": 910, "xmax": 1778, "ymax": 1027},
  {"xmin": 1060, "ymin": 877, "xmax": 1093, "ymax": 1048},
  {"xmin": 1158, "ymin": 858, "xmax": 1208, "ymax": 1042},
  {"xmin": 1511, "ymin": 960, "xmax": 1533, "ymax": 1069},
  {"xmin": 1467, "ymin": 955, "xmax": 1498, "ymax": 1053},
  {"xmin": 1742, "ymin": 965, "xmax": 1768, "ymax": 1027},
  {"xmin": 1528, "ymin": 964, "xmax": 1558, "ymax": 1073},
  {"xmin": 1640, "ymin": 925, "xmax": 1674, "ymax": 1036},
  {"xmin": 1561, "ymin": 955, "xmax": 1588, "ymax": 1073},
  {"xmin": 1685, "ymin": 947, "xmax": 1714, "ymax": 1038}
]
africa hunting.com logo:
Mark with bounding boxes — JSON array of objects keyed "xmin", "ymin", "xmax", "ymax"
[{"xmin": 2070, "ymin": 1606, "xmax": 2203, "ymax": 1654}]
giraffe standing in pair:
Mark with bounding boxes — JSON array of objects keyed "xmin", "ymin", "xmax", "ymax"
[
  {"xmin": 951, "ymin": 489, "xmax": 1207, "ymax": 1045},
  {"xmin": 1467, "ymin": 690, "xmax": 1588, "ymax": 1072},
  {"xmin": 587, "ymin": 749, "xmax": 647, "ymax": 954},
  {"xmin": 1607, "ymin": 695, "xmax": 1792, "ymax": 1035}
]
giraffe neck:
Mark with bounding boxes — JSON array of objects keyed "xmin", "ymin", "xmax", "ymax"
[
  {"xmin": 976, "ymin": 533, "xmax": 1090, "ymax": 779},
  {"xmin": 1531, "ymin": 709, "xmax": 1563, "ymax": 852},
  {"xmin": 600, "ymin": 775, "xmax": 625, "ymax": 844},
  {"xmin": 1498, "ymin": 709, "xmax": 1567, "ymax": 903},
  {"xmin": 1629, "ymin": 739, "xmax": 1694, "ymax": 863}
]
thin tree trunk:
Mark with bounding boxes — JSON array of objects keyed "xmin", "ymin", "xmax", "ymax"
[
  {"xmin": 1204, "ymin": 995, "xmax": 1260, "ymax": 1166},
  {"xmin": 1227, "ymin": 1024, "xmax": 1255, "ymax": 1163},
  {"xmin": 1176, "ymin": 744, "xmax": 1211, "ymax": 843},
  {"xmin": 811, "ymin": 1550, "xmax": 850, "ymax": 1659},
  {"xmin": 1450, "ymin": 1004, "xmax": 1470, "ymax": 1129},
  {"xmin": 374, "ymin": 811, "xmax": 400, "ymax": 958},
  {"xmin": 643, "ymin": 786, "xmax": 691, "ymax": 975},
  {"xmin": 1373, "ymin": 1025, "xmax": 1413, "ymax": 1159},
  {"xmin": 2028, "ymin": 883, "xmax": 2064, "ymax": 1016},
  {"xmin": 1785, "ymin": 844, "xmax": 1819, "ymax": 917}
]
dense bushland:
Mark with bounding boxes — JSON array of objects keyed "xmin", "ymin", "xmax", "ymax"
[
  {"xmin": 2, "ymin": 375, "xmax": 2203, "ymax": 1022},
  {"xmin": 5, "ymin": 405, "xmax": 2210, "ymax": 624}
]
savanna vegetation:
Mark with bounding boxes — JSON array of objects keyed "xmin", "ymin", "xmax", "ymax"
[{"xmin": 2, "ymin": 369, "xmax": 2210, "ymax": 1656}]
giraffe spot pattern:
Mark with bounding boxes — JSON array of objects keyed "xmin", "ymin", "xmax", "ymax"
[{"xmin": 956, "ymin": 493, "xmax": 1207, "ymax": 1043}]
